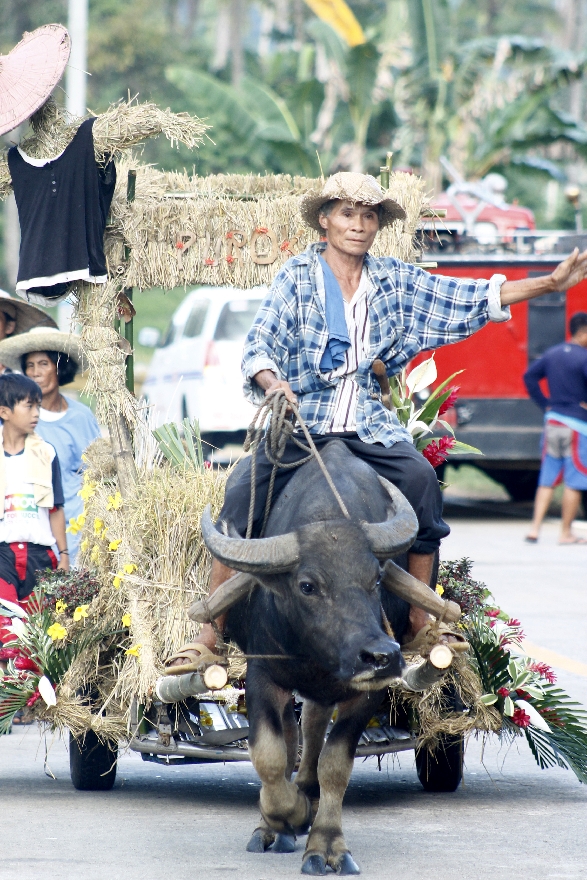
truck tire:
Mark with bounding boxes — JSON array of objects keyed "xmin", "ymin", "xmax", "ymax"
[
  {"xmin": 415, "ymin": 734, "xmax": 463, "ymax": 792},
  {"xmin": 70, "ymin": 730, "xmax": 117, "ymax": 791}
]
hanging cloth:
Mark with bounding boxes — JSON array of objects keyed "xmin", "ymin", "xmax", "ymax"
[{"xmin": 8, "ymin": 118, "xmax": 116, "ymax": 305}]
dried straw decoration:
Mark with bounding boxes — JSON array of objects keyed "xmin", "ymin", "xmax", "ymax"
[{"xmin": 108, "ymin": 166, "xmax": 428, "ymax": 291}]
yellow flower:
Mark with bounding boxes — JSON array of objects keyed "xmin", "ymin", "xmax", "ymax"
[
  {"xmin": 73, "ymin": 605, "xmax": 89, "ymax": 622},
  {"xmin": 90, "ymin": 544, "xmax": 101, "ymax": 563},
  {"xmin": 47, "ymin": 622, "xmax": 67, "ymax": 641},
  {"xmin": 107, "ymin": 492, "xmax": 123, "ymax": 511},
  {"xmin": 125, "ymin": 644, "xmax": 141, "ymax": 657},
  {"xmin": 123, "ymin": 563, "xmax": 137, "ymax": 575},
  {"xmin": 80, "ymin": 538, "xmax": 89, "ymax": 553},
  {"xmin": 100, "ymin": 528, "xmax": 108, "ymax": 540},
  {"xmin": 77, "ymin": 514, "xmax": 86, "ymax": 526},
  {"xmin": 67, "ymin": 518, "xmax": 80, "ymax": 535},
  {"xmin": 121, "ymin": 613, "xmax": 131, "ymax": 627},
  {"xmin": 93, "ymin": 518, "xmax": 104, "ymax": 535},
  {"xmin": 436, "ymin": 584, "xmax": 445, "ymax": 596},
  {"xmin": 108, "ymin": 538, "xmax": 122, "ymax": 552},
  {"xmin": 79, "ymin": 480, "xmax": 97, "ymax": 501},
  {"xmin": 55, "ymin": 599, "xmax": 67, "ymax": 616},
  {"xmin": 112, "ymin": 571, "xmax": 124, "ymax": 588}
]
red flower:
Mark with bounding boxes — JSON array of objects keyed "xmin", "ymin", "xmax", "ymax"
[
  {"xmin": 512, "ymin": 707, "xmax": 531, "ymax": 728},
  {"xmin": 203, "ymin": 461, "xmax": 212, "ymax": 469},
  {"xmin": 438, "ymin": 386, "xmax": 460, "ymax": 415},
  {"xmin": 438, "ymin": 435, "xmax": 455, "ymax": 454},
  {"xmin": 26, "ymin": 690, "xmax": 41, "ymax": 708},
  {"xmin": 204, "ymin": 258, "xmax": 215, "ymax": 266},
  {"xmin": 497, "ymin": 687, "xmax": 510, "ymax": 697},
  {"xmin": 0, "ymin": 616, "xmax": 13, "ymax": 627},
  {"xmin": 255, "ymin": 227, "xmax": 269, "ymax": 235},
  {"xmin": 507, "ymin": 618, "xmax": 521, "ymax": 628},
  {"xmin": 529, "ymin": 661, "xmax": 557, "ymax": 684},
  {"xmin": 0, "ymin": 646, "xmax": 23, "ymax": 661},
  {"xmin": 421, "ymin": 441, "xmax": 444, "ymax": 468},
  {"xmin": 280, "ymin": 240, "xmax": 291, "ymax": 251},
  {"xmin": 485, "ymin": 609, "xmax": 500, "ymax": 618},
  {"xmin": 14, "ymin": 656, "xmax": 41, "ymax": 674},
  {"xmin": 226, "ymin": 255, "xmax": 235, "ymax": 264},
  {"xmin": 175, "ymin": 240, "xmax": 185, "ymax": 249}
]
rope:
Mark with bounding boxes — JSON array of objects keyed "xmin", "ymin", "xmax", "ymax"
[{"xmin": 243, "ymin": 389, "xmax": 350, "ymax": 538}]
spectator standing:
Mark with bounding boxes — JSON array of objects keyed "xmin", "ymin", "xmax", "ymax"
[
  {"xmin": 0, "ymin": 328, "xmax": 100, "ymax": 563},
  {"xmin": 524, "ymin": 312, "xmax": 587, "ymax": 544}
]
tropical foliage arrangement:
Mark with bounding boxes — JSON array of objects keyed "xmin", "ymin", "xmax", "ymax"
[
  {"xmin": 392, "ymin": 354, "xmax": 480, "ymax": 467},
  {"xmin": 437, "ymin": 559, "xmax": 587, "ymax": 783}
]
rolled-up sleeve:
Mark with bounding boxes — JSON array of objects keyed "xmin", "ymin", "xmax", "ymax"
[{"xmin": 242, "ymin": 272, "xmax": 295, "ymax": 405}]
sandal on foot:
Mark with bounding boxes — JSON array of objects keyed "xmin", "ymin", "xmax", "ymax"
[
  {"xmin": 12, "ymin": 708, "xmax": 36, "ymax": 726},
  {"xmin": 402, "ymin": 622, "xmax": 469, "ymax": 656},
  {"xmin": 163, "ymin": 642, "xmax": 227, "ymax": 676},
  {"xmin": 524, "ymin": 536, "xmax": 538, "ymax": 544}
]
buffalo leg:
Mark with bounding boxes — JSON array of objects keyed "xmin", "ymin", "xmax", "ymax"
[
  {"xmin": 302, "ymin": 693, "xmax": 379, "ymax": 876},
  {"xmin": 295, "ymin": 700, "xmax": 333, "ymax": 818},
  {"xmin": 247, "ymin": 667, "xmax": 311, "ymax": 842}
]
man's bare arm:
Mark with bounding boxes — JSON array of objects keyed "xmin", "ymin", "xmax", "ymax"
[{"xmin": 500, "ymin": 248, "xmax": 587, "ymax": 305}]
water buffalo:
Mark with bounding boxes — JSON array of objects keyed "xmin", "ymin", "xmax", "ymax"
[{"xmin": 201, "ymin": 440, "xmax": 420, "ymax": 875}]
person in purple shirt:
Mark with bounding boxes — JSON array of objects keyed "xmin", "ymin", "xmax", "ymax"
[{"xmin": 524, "ymin": 312, "xmax": 587, "ymax": 544}]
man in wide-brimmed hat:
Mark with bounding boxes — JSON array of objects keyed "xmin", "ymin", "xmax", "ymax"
[
  {"xmin": 167, "ymin": 171, "xmax": 587, "ymax": 669},
  {"xmin": 0, "ymin": 327, "xmax": 100, "ymax": 564}
]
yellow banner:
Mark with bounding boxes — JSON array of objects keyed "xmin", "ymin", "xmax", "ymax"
[{"xmin": 302, "ymin": 0, "xmax": 366, "ymax": 47}]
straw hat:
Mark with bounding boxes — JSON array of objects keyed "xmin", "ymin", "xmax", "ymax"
[
  {"xmin": 0, "ymin": 327, "xmax": 87, "ymax": 372},
  {"xmin": 0, "ymin": 24, "xmax": 71, "ymax": 137},
  {"xmin": 0, "ymin": 289, "xmax": 58, "ymax": 335},
  {"xmin": 300, "ymin": 172, "xmax": 406, "ymax": 233}
]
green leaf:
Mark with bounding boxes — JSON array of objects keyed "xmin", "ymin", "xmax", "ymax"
[
  {"xmin": 449, "ymin": 440, "xmax": 483, "ymax": 456},
  {"xmin": 504, "ymin": 696, "xmax": 515, "ymax": 717},
  {"xmin": 479, "ymin": 693, "xmax": 499, "ymax": 705}
]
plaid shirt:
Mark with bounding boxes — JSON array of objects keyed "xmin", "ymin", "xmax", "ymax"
[{"xmin": 242, "ymin": 243, "xmax": 509, "ymax": 447}]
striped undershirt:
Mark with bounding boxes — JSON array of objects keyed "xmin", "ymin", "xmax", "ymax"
[{"xmin": 325, "ymin": 268, "xmax": 370, "ymax": 433}]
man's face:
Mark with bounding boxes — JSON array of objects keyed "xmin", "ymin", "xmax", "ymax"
[
  {"xmin": 0, "ymin": 312, "xmax": 16, "ymax": 342},
  {"xmin": 24, "ymin": 351, "xmax": 59, "ymax": 397},
  {"xmin": 0, "ymin": 397, "xmax": 40, "ymax": 434},
  {"xmin": 319, "ymin": 200, "xmax": 380, "ymax": 256}
]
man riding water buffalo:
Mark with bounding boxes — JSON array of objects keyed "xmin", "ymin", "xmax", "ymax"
[{"xmin": 167, "ymin": 171, "xmax": 587, "ymax": 669}]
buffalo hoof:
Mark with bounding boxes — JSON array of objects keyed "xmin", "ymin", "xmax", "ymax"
[
  {"xmin": 301, "ymin": 853, "xmax": 327, "ymax": 875},
  {"xmin": 335, "ymin": 852, "xmax": 360, "ymax": 875},
  {"xmin": 246, "ymin": 828, "xmax": 274, "ymax": 853},
  {"xmin": 271, "ymin": 832, "xmax": 296, "ymax": 853}
]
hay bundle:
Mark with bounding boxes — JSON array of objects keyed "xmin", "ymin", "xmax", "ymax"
[
  {"xmin": 108, "ymin": 167, "xmax": 429, "ymax": 291},
  {"xmin": 76, "ymin": 449, "xmax": 228, "ymax": 709}
]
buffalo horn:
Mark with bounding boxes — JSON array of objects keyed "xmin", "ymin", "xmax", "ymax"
[
  {"xmin": 201, "ymin": 505, "xmax": 300, "ymax": 574},
  {"xmin": 361, "ymin": 478, "xmax": 418, "ymax": 559},
  {"xmin": 381, "ymin": 559, "xmax": 461, "ymax": 622}
]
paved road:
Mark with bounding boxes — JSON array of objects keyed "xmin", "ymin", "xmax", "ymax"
[{"xmin": 1, "ymin": 514, "xmax": 586, "ymax": 880}]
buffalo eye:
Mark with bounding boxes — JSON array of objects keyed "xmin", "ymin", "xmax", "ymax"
[{"xmin": 299, "ymin": 581, "xmax": 315, "ymax": 596}]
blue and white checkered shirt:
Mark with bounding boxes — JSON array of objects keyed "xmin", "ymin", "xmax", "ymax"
[{"xmin": 242, "ymin": 243, "xmax": 509, "ymax": 447}]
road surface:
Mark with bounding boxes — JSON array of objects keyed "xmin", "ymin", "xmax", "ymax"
[{"xmin": 1, "ymin": 513, "xmax": 586, "ymax": 880}]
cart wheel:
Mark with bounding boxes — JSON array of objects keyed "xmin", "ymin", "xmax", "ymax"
[
  {"xmin": 415, "ymin": 734, "xmax": 463, "ymax": 792},
  {"xmin": 69, "ymin": 730, "xmax": 117, "ymax": 791}
]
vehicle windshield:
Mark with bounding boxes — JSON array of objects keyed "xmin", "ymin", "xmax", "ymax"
[{"xmin": 214, "ymin": 299, "xmax": 262, "ymax": 341}]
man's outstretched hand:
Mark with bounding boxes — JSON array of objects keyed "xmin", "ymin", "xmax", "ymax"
[
  {"xmin": 501, "ymin": 247, "xmax": 587, "ymax": 306},
  {"xmin": 550, "ymin": 247, "xmax": 587, "ymax": 291}
]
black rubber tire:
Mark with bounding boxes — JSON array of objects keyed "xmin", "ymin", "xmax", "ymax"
[
  {"xmin": 69, "ymin": 730, "xmax": 117, "ymax": 791},
  {"xmin": 415, "ymin": 734, "xmax": 464, "ymax": 792}
]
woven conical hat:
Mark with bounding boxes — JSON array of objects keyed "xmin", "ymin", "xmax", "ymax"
[{"xmin": 0, "ymin": 24, "xmax": 70, "ymax": 137}]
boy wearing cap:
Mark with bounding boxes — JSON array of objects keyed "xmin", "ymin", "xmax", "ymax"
[{"xmin": 0, "ymin": 373, "xmax": 68, "ymax": 648}]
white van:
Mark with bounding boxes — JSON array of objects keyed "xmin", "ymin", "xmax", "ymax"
[{"xmin": 141, "ymin": 286, "xmax": 266, "ymax": 446}]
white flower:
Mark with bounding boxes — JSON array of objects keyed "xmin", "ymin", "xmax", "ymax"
[
  {"xmin": 406, "ymin": 356, "xmax": 437, "ymax": 395},
  {"xmin": 38, "ymin": 676, "xmax": 57, "ymax": 707}
]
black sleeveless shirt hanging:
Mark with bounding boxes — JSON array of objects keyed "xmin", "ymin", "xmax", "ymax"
[{"xmin": 8, "ymin": 118, "xmax": 116, "ymax": 305}]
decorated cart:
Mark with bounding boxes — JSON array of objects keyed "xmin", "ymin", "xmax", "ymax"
[{"xmin": 1, "ymin": 103, "xmax": 587, "ymax": 795}]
